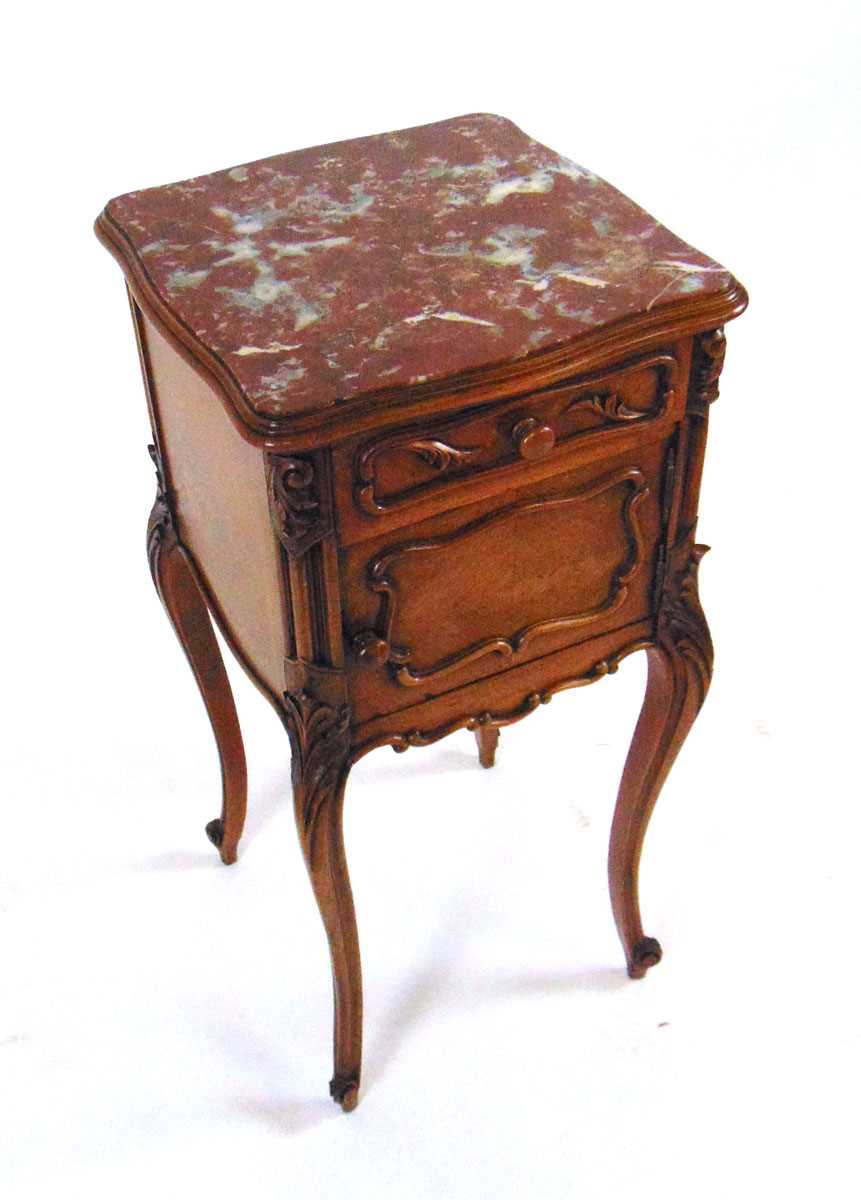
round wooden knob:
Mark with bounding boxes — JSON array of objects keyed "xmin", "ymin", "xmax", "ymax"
[
  {"xmin": 353, "ymin": 631, "xmax": 390, "ymax": 667},
  {"xmin": 513, "ymin": 418, "xmax": 556, "ymax": 461}
]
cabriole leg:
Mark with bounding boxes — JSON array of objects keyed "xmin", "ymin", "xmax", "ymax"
[
  {"xmin": 147, "ymin": 445, "xmax": 247, "ymax": 865},
  {"xmin": 283, "ymin": 689, "xmax": 362, "ymax": 1112},
  {"xmin": 608, "ymin": 534, "xmax": 713, "ymax": 978}
]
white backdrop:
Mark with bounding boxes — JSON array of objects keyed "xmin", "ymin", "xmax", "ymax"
[{"xmin": 2, "ymin": 2, "xmax": 858, "ymax": 1196}]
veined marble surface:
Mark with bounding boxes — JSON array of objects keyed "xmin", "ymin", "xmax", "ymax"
[{"xmin": 106, "ymin": 114, "xmax": 733, "ymax": 417}]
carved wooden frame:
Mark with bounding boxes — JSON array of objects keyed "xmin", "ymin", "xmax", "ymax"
[
  {"xmin": 352, "ymin": 465, "xmax": 650, "ymax": 688},
  {"xmin": 352, "ymin": 636, "xmax": 654, "ymax": 760},
  {"xmin": 354, "ymin": 351, "xmax": 677, "ymax": 516}
]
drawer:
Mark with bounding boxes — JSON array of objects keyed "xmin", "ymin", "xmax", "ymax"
[
  {"xmin": 342, "ymin": 440, "xmax": 670, "ymax": 722},
  {"xmin": 334, "ymin": 345, "xmax": 686, "ymax": 545}
]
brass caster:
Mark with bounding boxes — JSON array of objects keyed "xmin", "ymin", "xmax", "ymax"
[{"xmin": 628, "ymin": 936, "xmax": 663, "ymax": 979}]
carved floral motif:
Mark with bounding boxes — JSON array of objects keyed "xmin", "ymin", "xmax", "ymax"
[
  {"xmin": 568, "ymin": 390, "xmax": 651, "ymax": 422},
  {"xmin": 405, "ymin": 438, "xmax": 479, "ymax": 472},
  {"xmin": 355, "ymin": 434, "xmax": 479, "ymax": 514}
]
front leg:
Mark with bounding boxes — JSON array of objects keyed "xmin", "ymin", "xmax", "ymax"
[
  {"xmin": 608, "ymin": 530, "xmax": 713, "ymax": 977},
  {"xmin": 609, "ymin": 329, "xmax": 726, "ymax": 977},
  {"xmin": 282, "ymin": 687, "xmax": 362, "ymax": 1112},
  {"xmin": 146, "ymin": 445, "xmax": 247, "ymax": 865}
]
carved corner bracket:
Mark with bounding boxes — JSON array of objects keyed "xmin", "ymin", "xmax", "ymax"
[
  {"xmin": 281, "ymin": 663, "xmax": 351, "ymax": 856},
  {"xmin": 657, "ymin": 524, "xmax": 714, "ymax": 702},
  {"xmin": 267, "ymin": 453, "xmax": 333, "ymax": 557}
]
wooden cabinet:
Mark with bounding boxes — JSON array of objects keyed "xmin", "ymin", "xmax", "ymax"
[{"xmin": 96, "ymin": 114, "xmax": 746, "ymax": 1112}]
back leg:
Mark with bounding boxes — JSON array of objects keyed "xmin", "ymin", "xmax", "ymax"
[
  {"xmin": 474, "ymin": 724, "xmax": 500, "ymax": 769},
  {"xmin": 147, "ymin": 445, "xmax": 247, "ymax": 864}
]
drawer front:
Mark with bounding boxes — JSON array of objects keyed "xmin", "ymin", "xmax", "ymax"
[
  {"xmin": 335, "ymin": 346, "xmax": 685, "ymax": 545},
  {"xmin": 343, "ymin": 441, "xmax": 670, "ymax": 722}
]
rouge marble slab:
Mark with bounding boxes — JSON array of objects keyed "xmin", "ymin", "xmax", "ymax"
[{"xmin": 96, "ymin": 114, "xmax": 745, "ymax": 436}]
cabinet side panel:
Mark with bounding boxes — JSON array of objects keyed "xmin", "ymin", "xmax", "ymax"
[{"xmin": 139, "ymin": 310, "xmax": 287, "ymax": 696}]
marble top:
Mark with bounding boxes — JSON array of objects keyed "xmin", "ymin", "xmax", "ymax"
[{"xmin": 104, "ymin": 114, "xmax": 736, "ymax": 419}]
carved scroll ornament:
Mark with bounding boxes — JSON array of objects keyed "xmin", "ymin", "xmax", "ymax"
[
  {"xmin": 352, "ymin": 637, "xmax": 653, "ymax": 760},
  {"xmin": 403, "ymin": 438, "xmax": 479, "ymax": 472},
  {"xmin": 267, "ymin": 454, "xmax": 332, "ymax": 557},
  {"xmin": 355, "ymin": 434, "xmax": 479, "ymax": 514},
  {"xmin": 146, "ymin": 442, "xmax": 175, "ymax": 578}
]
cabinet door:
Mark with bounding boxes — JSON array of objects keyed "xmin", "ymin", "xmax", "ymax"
[{"xmin": 342, "ymin": 440, "xmax": 670, "ymax": 721}]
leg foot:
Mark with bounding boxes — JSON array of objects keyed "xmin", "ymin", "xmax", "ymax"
[
  {"xmin": 205, "ymin": 817, "xmax": 237, "ymax": 865},
  {"xmin": 628, "ymin": 936, "xmax": 663, "ymax": 979},
  {"xmin": 330, "ymin": 1073, "xmax": 360, "ymax": 1112},
  {"xmin": 205, "ymin": 817, "xmax": 223, "ymax": 848},
  {"xmin": 474, "ymin": 724, "xmax": 500, "ymax": 769},
  {"xmin": 147, "ymin": 445, "xmax": 247, "ymax": 865}
]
